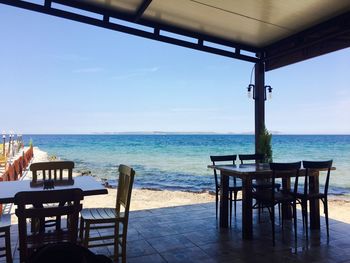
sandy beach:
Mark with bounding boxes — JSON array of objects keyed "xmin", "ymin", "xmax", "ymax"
[{"xmin": 13, "ymin": 147, "xmax": 350, "ymax": 225}]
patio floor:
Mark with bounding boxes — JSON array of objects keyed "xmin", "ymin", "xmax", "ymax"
[{"xmin": 2, "ymin": 201, "xmax": 350, "ymax": 262}]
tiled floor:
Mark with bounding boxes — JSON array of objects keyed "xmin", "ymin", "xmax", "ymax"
[{"xmin": 2, "ymin": 202, "xmax": 350, "ymax": 262}]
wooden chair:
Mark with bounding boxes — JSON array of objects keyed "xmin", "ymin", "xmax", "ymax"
[
  {"xmin": 14, "ymin": 188, "xmax": 83, "ymax": 263},
  {"xmin": 30, "ymin": 161, "xmax": 74, "ymax": 187},
  {"xmin": 29, "ymin": 161, "xmax": 75, "ymax": 230},
  {"xmin": 0, "ymin": 177, "xmax": 12, "ymax": 263},
  {"xmin": 238, "ymin": 153, "xmax": 281, "ymax": 191},
  {"xmin": 239, "ymin": 154, "xmax": 282, "ymax": 221},
  {"xmin": 18, "ymin": 156, "xmax": 24, "ymax": 177},
  {"xmin": 297, "ymin": 160, "xmax": 333, "ymax": 241},
  {"xmin": 210, "ymin": 155, "xmax": 242, "ymax": 226},
  {"xmin": 80, "ymin": 165, "xmax": 135, "ymax": 263},
  {"xmin": 7, "ymin": 164, "xmax": 15, "ymax": 181},
  {"xmin": 253, "ymin": 162, "xmax": 301, "ymax": 246},
  {"xmin": 13, "ymin": 160, "xmax": 20, "ymax": 180}
]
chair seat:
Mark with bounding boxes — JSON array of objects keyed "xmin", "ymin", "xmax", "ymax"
[
  {"xmin": 26, "ymin": 230, "xmax": 73, "ymax": 250},
  {"xmin": 253, "ymin": 191, "xmax": 294, "ymax": 204},
  {"xmin": 0, "ymin": 214, "xmax": 11, "ymax": 230},
  {"xmin": 294, "ymin": 192, "xmax": 326, "ymax": 200},
  {"xmin": 218, "ymin": 183, "xmax": 243, "ymax": 192},
  {"xmin": 81, "ymin": 208, "xmax": 125, "ymax": 223},
  {"xmin": 252, "ymin": 182, "xmax": 281, "ymax": 190}
]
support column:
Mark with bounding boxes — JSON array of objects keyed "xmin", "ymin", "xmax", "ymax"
[{"xmin": 254, "ymin": 62, "xmax": 265, "ymax": 153}]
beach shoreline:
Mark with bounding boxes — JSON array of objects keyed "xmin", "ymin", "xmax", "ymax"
[{"xmin": 25, "ymin": 147, "xmax": 350, "ymax": 224}]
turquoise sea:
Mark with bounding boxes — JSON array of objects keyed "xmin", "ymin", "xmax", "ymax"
[{"xmin": 23, "ymin": 135, "xmax": 350, "ymax": 197}]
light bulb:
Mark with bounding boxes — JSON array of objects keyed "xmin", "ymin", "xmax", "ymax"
[{"xmin": 247, "ymin": 90, "xmax": 252, "ymax": 99}]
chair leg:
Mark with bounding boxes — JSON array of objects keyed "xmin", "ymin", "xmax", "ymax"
[
  {"xmin": 5, "ymin": 228, "xmax": 12, "ymax": 263},
  {"xmin": 215, "ymin": 191, "xmax": 219, "ymax": 220},
  {"xmin": 324, "ymin": 198, "xmax": 329, "ymax": 240},
  {"xmin": 303, "ymin": 201, "xmax": 308, "ymax": 242},
  {"xmin": 271, "ymin": 206, "xmax": 275, "ymax": 246},
  {"xmin": 79, "ymin": 217, "xmax": 84, "ymax": 242},
  {"xmin": 121, "ymin": 224, "xmax": 127, "ymax": 263},
  {"xmin": 114, "ymin": 222, "xmax": 120, "ymax": 263},
  {"xmin": 83, "ymin": 222, "xmax": 90, "ymax": 248},
  {"xmin": 233, "ymin": 191, "xmax": 238, "ymax": 217},
  {"xmin": 293, "ymin": 201, "xmax": 297, "ymax": 245},
  {"xmin": 278, "ymin": 203, "xmax": 281, "ymax": 223},
  {"xmin": 229, "ymin": 191, "xmax": 232, "ymax": 227}
]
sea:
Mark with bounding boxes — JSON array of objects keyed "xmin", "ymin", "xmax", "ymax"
[{"xmin": 22, "ymin": 134, "xmax": 350, "ymax": 198}]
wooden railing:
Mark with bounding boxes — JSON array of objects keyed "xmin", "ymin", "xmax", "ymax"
[{"xmin": 0, "ymin": 145, "xmax": 34, "ymax": 215}]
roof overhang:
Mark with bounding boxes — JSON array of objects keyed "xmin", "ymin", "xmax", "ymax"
[{"xmin": 1, "ymin": 0, "xmax": 350, "ymax": 70}]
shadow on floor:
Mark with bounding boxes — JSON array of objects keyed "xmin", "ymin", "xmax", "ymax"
[{"xmin": 2, "ymin": 202, "xmax": 350, "ymax": 262}]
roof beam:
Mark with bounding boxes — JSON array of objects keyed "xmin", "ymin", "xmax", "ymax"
[
  {"xmin": 134, "ymin": 0, "xmax": 152, "ymax": 22},
  {"xmin": 0, "ymin": 0, "xmax": 259, "ymax": 63},
  {"xmin": 264, "ymin": 11, "xmax": 350, "ymax": 71},
  {"xmin": 41, "ymin": 0, "xmax": 261, "ymax": 53}
]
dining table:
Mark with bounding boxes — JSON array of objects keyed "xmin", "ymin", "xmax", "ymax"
[
  {"xmin": 0, "ymin": 176, "xmax": 108, "ymax": 203},
  {"xmin": 207, "ymin": 163, "xmax": 333, "ymax": 240}
]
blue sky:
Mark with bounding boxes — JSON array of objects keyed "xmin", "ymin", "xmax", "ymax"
[{"xmin": 1, "ymin": 5, "xmax": 349, "ymax": 134}]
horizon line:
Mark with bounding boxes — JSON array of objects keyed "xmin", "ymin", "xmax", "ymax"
[{"xmin": 19, "ymin": 132, "xmax": 350, "ymax": 136}]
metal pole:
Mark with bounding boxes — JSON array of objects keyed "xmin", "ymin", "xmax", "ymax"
[{"xmin": 254, "ymin": 61, "xmax": 265, "ymax": 153}]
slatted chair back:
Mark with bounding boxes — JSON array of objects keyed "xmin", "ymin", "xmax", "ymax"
[
  {"xmin": 116, "ymin": 165, "xmax": 135, "ymax": 217},
  {"xmin": 7, "ymin": 164, "xmax": 15, "ymax": 181},
  {"xmin": 14, "ymin": 189, "xmax": 83, "ymax": 262},
  {"xmin": 269, "ymin": 162, "xmax": 301, "ymax": 199},
  {"xmin": 2, "ymin": 169, "xmax": 10, "ymax": 181},
  {"xmin": 18, "ymin": 156, "xmax": 24, "ymax": 177},
  {"xmin": 210, "ymin": 155, "xmax": 237, "ymax": 190},
  {"xmin": 302, "ymin": 160, "xmax": 333, "ymax": 196},
  {"xmin": 238, "ymin": 153, "xmax": 264, "ymax": 164},
  {"xmin": 25, "ymin": 148, "xmax": 33, "ymax": 166},
  {"xmin": 13, "ymin": 159, "xmax": 21, "ymax": 180},
  {"xmin": 30, "ymin": 161, "xmax": 74, "ymax": 185}
]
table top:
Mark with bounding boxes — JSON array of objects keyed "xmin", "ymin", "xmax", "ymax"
[
  {"xmin": 207, "ymin": 163, "xmax": 335, "ymax": 179},
  {"xmin": 0, "ymin": 176, "xmax": 108, "ymax": 203},
  {"xmin": 208, "ymin": 163, "xmax": 272, "ymax": 175}
]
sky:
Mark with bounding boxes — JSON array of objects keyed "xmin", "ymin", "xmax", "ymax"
[{"xmin": 0, "ymin": 4, "xmax": 349, "ymax": 134}]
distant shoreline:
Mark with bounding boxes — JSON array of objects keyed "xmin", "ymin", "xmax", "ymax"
[{"xmin": 21, "ymin": 133, "xmax": 350, "ymax": 136}]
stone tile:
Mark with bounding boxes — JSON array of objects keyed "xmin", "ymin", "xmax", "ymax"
[
  {"xmin": 161, "ymin": 246, "xmax": 216, "ymax": 263},
  {"xmin": 5, "ymin": 202, "xmax": 350, "ymax": 263},
  {"xmin": 147, "ymin": 234, "xmax": 196, "ymax": 253},
  {"xmin": 126, "ymin": 239, "xmax": 157, "ymax": 258},
  {"xmin": 127, "ymin": 253, "xmax": 166, "ymax": 263}
]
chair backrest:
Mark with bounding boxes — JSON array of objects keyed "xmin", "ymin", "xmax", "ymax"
[
  {"xmin": 116, "ymin": 165, "xmax": 135, "ymax": 219},
  {"xmin": 14, "ymin": 189, "xmax": 83, "ymax": 262},
  {"xmin": 30, "ymin": 161, "xmax": 74, "ymax": 185},
  {"xmin": 18, "ymin": 156, "xmax": 24, "ymax": 177},
  {"xmin": 238, "ymin": 153, "xmax": 264, "ymax": 164},
  {"xmin": 210, "ymin": 155, "xmax": 237, "ymax": 189},
  {"xmin": 13, "ymin": 159, "xmax": 21, "ymax": 180},
  {"xmin": 269, "ymin": 162, "xmax": 301, "ymax": 199},
  {"xmin": 302, "ymin": 160, "xmax": 333, "ymax": 196},
  {"xmin": 7, "ymin": 163, "xmax": 15, "ymax": 181}
]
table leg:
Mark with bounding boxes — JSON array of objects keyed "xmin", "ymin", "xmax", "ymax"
[
  {"xmin": 242, "ymin": 177, "xmax": 253, "ymax": 239},
  {"xmin": 309, "ymin": 172, "xmax": 320, "ymax": 229},
  {"xmin": 219, "ymin": 171, "xmax": 229, "ymax": 228},
  {"xmin": 282, "ymin": 177, "xmax": 292, "ymax": 219}
]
